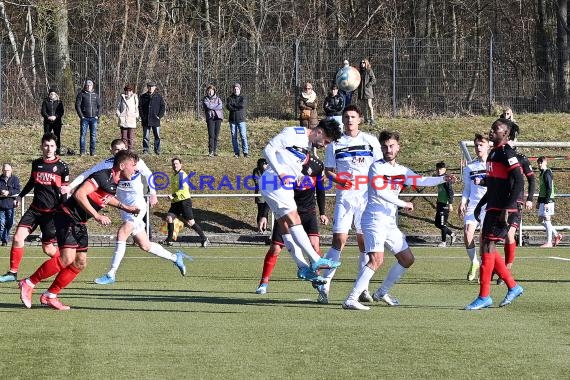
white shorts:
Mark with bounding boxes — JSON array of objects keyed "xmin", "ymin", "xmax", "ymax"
[
  {"xmin": 538, "ymin": 202, "xmax": 555, "ymax": 218},
  {"xmin": 464, "ymin": 207, "xmax": 485, "ymax": 227},
  {"xmin": 120, "ymin": 198, "xmax": 147, "ymax": 236},
  {"xmin": 332, "ymin": 195, "xmax": 366, "ymax": 234},
  {"xmin": 362, "ymin": 213, "xmax": 408, "ymax": 254},
  {"xmin": 260, "ymin": 182, "xmax": 296, "ymax": 219}
]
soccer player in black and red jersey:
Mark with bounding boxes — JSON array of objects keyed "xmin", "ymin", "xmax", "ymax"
[
  {"xmin": 497, "ymin": 123, "xmax": 535, "ymax": 285},
  {"xmin": 18, "ymin": 150, "xmax": 140, "ymax": 310},
  {"xmin": 255, "ymin": 155, "xmax": 329, "ymax": 296},
  {"xmin": 0, "ymin": 133, "xmax": 69, "ymax": 283},
  {"xmin": 466, "ymin": 119, "xmax": 525, "ymax": 310}
]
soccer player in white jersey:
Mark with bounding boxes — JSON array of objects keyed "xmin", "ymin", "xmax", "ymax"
[
  {"xmin": 61, "ymin": 139, "xmax": 189, "ymax": 284},
  {"xmin": 318, "ymin": 104, "xmax": 382, "ymax": 304},
  {"xmin": 343, "ymin": 130, "xmax": 456, "ymax": 310},
  {"xmin": 260, "ymin": 119, "xmax": 342, "ymax": 285},
  {"xmin": 458, "ymin": 133, "xmax": 489, "ymax": 281}
]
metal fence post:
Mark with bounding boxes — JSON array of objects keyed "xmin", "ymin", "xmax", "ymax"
[
  {"xmin": 98, "ymin": 41, "xmax": 102, "ymax": 99},
  {"xmin": 196, "ymin": 41, "xmax": 202, "ymax": 120},
  {"xmin": 392, "ymin": 37, "xmax": 397, "ymax": 116},
  {"xmin": 488, "ymin": 37, "xmax": 493, "ymax": 115}
]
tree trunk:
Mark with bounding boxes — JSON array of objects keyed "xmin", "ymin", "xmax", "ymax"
[
  {"xmin": 51, "ymin": 0, "xmax": 73, "ymax": 103},
  {"xmin": 536, "ymin": 0, "xmax": 554, "ymax": 106},
  {"xmin": 556, "ymin": 0, "xmax": 569, "ymax": 110},
  {"xmin": 115, "ymin": 0, "xmax": 129, "ymax": 84}
]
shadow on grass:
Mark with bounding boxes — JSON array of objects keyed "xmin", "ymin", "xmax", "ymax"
[{"xmin": 152, "ymin": 207, "xmax": 258, "ymax": 234}]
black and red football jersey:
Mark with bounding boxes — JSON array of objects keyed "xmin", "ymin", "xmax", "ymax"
[
  {"xmin": 294, "ymin": 155, "xmax": 325, "ymax": 213},
  {"xmin": 62, "ymin": 169, "xmax": 118, "ymax": 222},
  {"xmin": 19, "ymin": 157, "xmax": 70, "ymax": 212},
  {"xmin": 485, "ymin": 144, "xmax": 524, "ymax": 211}
]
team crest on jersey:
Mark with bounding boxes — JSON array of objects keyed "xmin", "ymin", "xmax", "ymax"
[
  {"xmin": 53, "ymin": 166, "xmax": 58, "ymax": 172},
  {"xmin": 508, "ymin": 157, "xmax": 518, "ymax": 166},
  {"xmin": 294, "ymin": 127, "xmax": 305, "ymax": 134}
]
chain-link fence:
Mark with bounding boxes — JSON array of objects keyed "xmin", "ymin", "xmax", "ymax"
[{"xmin": 0, "ymin": 38, "xmax": 560, "ymax": 122}]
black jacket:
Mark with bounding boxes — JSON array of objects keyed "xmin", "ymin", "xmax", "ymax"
[
  {"xmin": 323, "ymin": 94, "xmax": 344, "ymax": 116},
  {"xmin": 41, "ymin": 99, "xmax": 64, "ymax": 126},
  {"xmin": 75, "ymin": 90, "xmax": 101, "ymax": 118},
  {"xmin": 0, "ymin": 174, "xmax": 20, "ymax": 210},
  {"xmin": 226, "ymin": 94, "xmax": 247, "ymax": 123},
  {"xmin": 139, "ymin": 92, "xmax": 166, "ymax": 127}
]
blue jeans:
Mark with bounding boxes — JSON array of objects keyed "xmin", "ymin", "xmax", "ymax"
[
  {"xmin": 229, "ymin": 122, "xmax": 249, "ymax": 155},
  {"xmin": 80, "ymin": 117, "xmax": 98, "ymax": 155},
  {"xmin": 143, "ymin": 125, "xmax": 161, "ymax": 154},
  {"xmin": 0, "ymin": 208, "xmax": 14, "ymax": 243}
]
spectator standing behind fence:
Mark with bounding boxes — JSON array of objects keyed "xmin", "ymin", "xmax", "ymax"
[
  {"xmin": 139, "ymin": 81, "xmax": 165, "ymax": 155},
  {"xmin": 323, "ymin": 83, "xmax": 344, "ymax": 131},
  {"xmin": 203, "ymin": 85, "xmax": 223, "ymax": 157},
  {"xmin": 41, "ymin": 89, "xmax": 64, "ymax": 155},
  {"xmin": 298, "ymin": 81, "xmax": 318, "ymax": 129},
  {"xmin": 226, "ymin": 83, "xmax": 249, "ymax": 158},
  {"xmin": 75, "ymin": 80, "xmax": 101, "ymax": 156},
  {"xmin": 116, "ymin": 84, "xmax": 139, "ymax": 150},
  {"xmin": 0, "ymin": 163, "xmax": 20, "ymax": 246},
  {"xmin": 357, "ymin": 59, "xmax": 376, "ymax": 125},
  {"xmin": 434, "ymin": 161, "xmax": 456, "ymax": 247},
  {"xmin": 252, "ymin": 158, "xmax": 270, "ymax": 233}
]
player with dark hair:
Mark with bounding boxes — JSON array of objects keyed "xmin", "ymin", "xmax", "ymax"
[
  {"xmin": 255, "ymin": 155, "xmax": 328, "ymax": 294},
  {"xmin": 319, "ymin": 104, "xmax": 382, "ymax": 304},
  {"xmin": 343, "ymin": 130, "xmax": 456, "ymax": 310},
  {"xmin": 466, "ymin": 118, "xmax": 524, "ymax": 310},
  {"xmin": 537, "ymin": 156, "xmax": 562, "ymax": 247},
  {"xmin": 19, "ymin": 150, "xmax": 141, "ymax": 310},
  {"xmin": 0, "ymin": 133, "xmax": 69, "ymax": 283},
  {"xmin": 260, "ymin": 118, "xmax": 342, "ymax": 286}
]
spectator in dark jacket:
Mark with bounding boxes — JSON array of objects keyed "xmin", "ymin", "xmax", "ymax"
[
  {"xmin": 226, "ymin": 83, "xmax": 249, "ymax": 158},
  {"xmin": 357, "ymin": 58, "xmax": 376, "ymax": 125},
  {"xmin": 139, "ymin": 81, "xmax": 165, "ymax": 154},
  {"xmin": 323, "ymin": 84, "xmax": 344, "ymax": 131},
  {"xmin": 41, "ymin": 89, "xmax": 65, "ymax": 155},
  {"xmin": 75, "ymin": 79, "xmax": 101, "ymax": 156},
  {"xmin": 0, "ymin": 163, "xmax": 20, "ymax": 246},
  {"xmin": 203, "ymin": 85, "xmax": 223, "ymax": 157}
]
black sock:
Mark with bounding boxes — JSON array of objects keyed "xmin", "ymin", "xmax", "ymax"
[
  {"xmin": 167, "ymin": 223, "xmax": 174, "ymax": 240},
  {"xmin": 191, "ymin": 223, "xmax": 206, "ymax": 240}
]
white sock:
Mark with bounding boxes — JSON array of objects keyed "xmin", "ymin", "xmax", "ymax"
[
  {"xmin": 149, "ymin": 242, "xmax": 177, "ymax": 261},
  {"xmin": 378, "ymin": 262, "xmax": 407, "ymax": 296},
  {"xmin": 282, "ymin": 234, "xmax": 309, "ymax": 268},
  {"xmin": 289, "ymin": 224, "xmax": 321, "ymax": 263},
  {"xmin": 358, "ymin": 251, "xmax": 369, "ymax": 271},
  {"xmin": 108, "ymin": 241, "xmax": 127, "ymax": 277},
  {"xmin": 25, "ymin": 278, "xmax": 35, "ymax": 288},
  {"xmin": 466, "ymin": 247, "xmax": 478, "ymax": 263},
  {"xmin": 543, "ymin": 221, "xmax": 554, "ymax": 243},
  {"xmin": 321, "ymin": 247, "xmax": 342, "ymax": 292},
  {"xmin": 347, "ymin": 266, "xmax": 375, "ymax": 301}
]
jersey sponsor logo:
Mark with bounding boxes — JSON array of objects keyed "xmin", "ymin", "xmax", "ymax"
[
  {"xmin": 35, "ymin": 171, "xmax": 57, "ymax": 184},
  {"xmin": 294, "ymin": 127, "xmax": 305, "ymax": 134},
  {"xmin": 508, "ymin": 157, "xmax": 519, "ymax": 166}
]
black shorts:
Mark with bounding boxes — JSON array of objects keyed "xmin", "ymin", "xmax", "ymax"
[
  {"xmin": 482, "ymin": 210, "xmax": 511, "ymax": 241},
  {"xmin": 508, "ymin": 209, "xmax": 522, "ymax": 230},
  {"xmin": 54, "ymin": 212, "xmax": 89, "ymax": 252},
  {"xmin": 271, "ymin": 210, "xmax": 319, "ymax": 246},
  {"xmin": 17, "ymin": 208, "xmax": 57, "ymax": 243},
  {"xmin": 168, "ymin": 199, "xmax": 194, "ymax": 220}
]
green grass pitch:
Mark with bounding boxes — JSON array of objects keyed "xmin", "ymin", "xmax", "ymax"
[{"xmin": 0, "ymin": 245, "xmax": 568, "ymax": 379}]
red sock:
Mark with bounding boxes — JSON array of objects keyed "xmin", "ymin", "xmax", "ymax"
[
  {"xmin": 504, "ymin": 242, "xmax": 516, "ymax": 265},
  {"xmin": 494, "ymin": 253, "xmax": 516, "ymax": 288},
  {"xmin": 9, "ymin": 246, "xmax": 24, "ymax": 273},
  {"xmin": 29, "ymin": 255, "xmax": 65, "ymax": 285},
  {"xmin": 260, "ymin": 251, "xmax": 279, "ymax": 284},
  {"xmin": 48, "ymin": 264, "xmax": 81, "ymax": 295},
  {"xmin": 479, "ymin": 253, "xmax": 495, "ymax": 297}
]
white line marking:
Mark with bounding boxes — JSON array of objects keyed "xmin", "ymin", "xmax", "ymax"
[{"xmin": 548, "ymin": 256, "xmax": 570, "ymax": 261}]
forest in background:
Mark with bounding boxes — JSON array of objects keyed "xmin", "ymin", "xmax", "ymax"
[{"xmin": 0, "ymin": 0, "xmax": 569, "ymax": 118}]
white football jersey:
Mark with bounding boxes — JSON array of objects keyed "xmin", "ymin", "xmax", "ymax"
[
  {"xmin": 364, "ymin": 159, "xmax": 444, "ymax": 219},
  {"xmin": 69, "ymin": 156, "xmax": 155, "ymax": 205},
  {"xmin": 461, "ymin": 158, "xmax": 487, "ymax": 207},
  {"xmin": 263, "ymin": 126, "xmax": 310, "ymax": 180},
  {"xmin": 324, "ymin": 131, "xmax": 382, "ymax": 198}
]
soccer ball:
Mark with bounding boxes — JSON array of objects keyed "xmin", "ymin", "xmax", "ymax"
[{"xmin": 336, "ymin": 66, "xmax": 361, "ymax": 92}]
